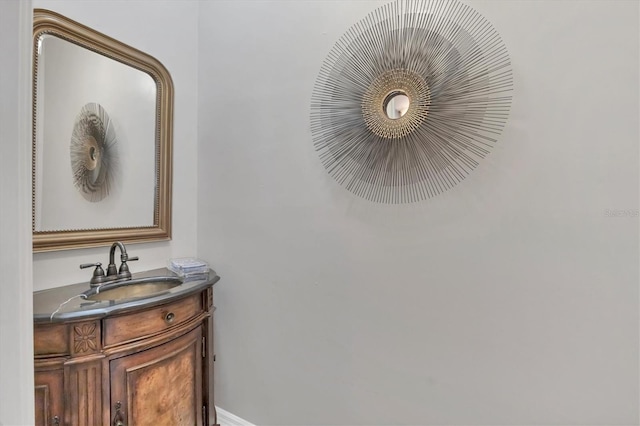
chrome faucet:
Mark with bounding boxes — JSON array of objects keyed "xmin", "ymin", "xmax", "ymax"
[{"xmin": 80, "ymin": 241, "xmax": 139, "ymax": 287}]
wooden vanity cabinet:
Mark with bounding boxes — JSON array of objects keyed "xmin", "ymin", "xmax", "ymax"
[{"xmin": 34, "ymin": 286, "xmax": 216, "ymax": 426}]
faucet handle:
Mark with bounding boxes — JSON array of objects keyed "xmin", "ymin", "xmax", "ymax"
[
  {"xmin": 118, "ymin": 255, "xmax": 139, "ymax": 279},
  {"xmin": 80, "ymin": 262, "xmax": 107, "ymax": 287}
]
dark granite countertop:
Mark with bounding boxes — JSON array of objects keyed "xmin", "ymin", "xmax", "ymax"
[{"xmin": 34, "ymin": 267, "xmax": 220, "ymax": 323}]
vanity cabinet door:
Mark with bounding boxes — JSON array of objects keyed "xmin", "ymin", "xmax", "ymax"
[
  {"xmin": 109, "ymin": 326, "xmax": 205, "ymax": 426},
  {"xmin": 34, "ymin": 368, "xmax": 63, "ymax": 426}
]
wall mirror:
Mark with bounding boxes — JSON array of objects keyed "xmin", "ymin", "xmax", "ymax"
[{"xmin": 32, "ymin": 9, "xmax": 173, "ymax": 252}]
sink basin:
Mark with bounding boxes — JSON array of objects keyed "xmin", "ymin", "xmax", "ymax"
[{"xmin": 83, "ymin": 276, "xmax": 182, "ymax": 302}]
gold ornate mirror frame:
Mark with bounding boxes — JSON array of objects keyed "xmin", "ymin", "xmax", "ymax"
[{"xmin": 32, "ymin": 9, "xmax": 173, "ymax": 252}]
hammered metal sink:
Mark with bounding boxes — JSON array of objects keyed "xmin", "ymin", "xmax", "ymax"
[{"xmin": 82, "ymin": 276, "xmax": 183, "ymax": 302}]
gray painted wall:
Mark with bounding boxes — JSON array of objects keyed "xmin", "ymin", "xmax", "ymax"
[
  {"xmin": 0, "ymin": 1, "xmax": 34, "ymax": 425},
  {"xmin": 197, "ymin": 1, "xmax": 639, "ymax": 424}
]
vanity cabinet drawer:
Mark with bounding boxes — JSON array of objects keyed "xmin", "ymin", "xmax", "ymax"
[
  {"xmin": 103, "ymin": 294, "xmax": 204, "ymax": 347},
  {"xmin": 34, "ymin": 323, "xmax": 68, "ymax": 357}
]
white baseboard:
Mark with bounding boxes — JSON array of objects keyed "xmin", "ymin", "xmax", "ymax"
[{"xmin": 215, "ymin": 406, "xmax": 256, "ymax": 426}]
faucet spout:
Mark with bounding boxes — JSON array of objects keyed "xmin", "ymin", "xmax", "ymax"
[{"xmin": 109, "ymin": 241, "xmax": 128, "ymax": 266}]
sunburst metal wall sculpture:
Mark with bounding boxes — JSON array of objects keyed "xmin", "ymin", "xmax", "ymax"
[
  {"xmin": 70, "ymin": 102, "xmax": 117, "ymax": 202},
  {"xmin": 310, "ymin": 0, "xmax": 513, "ymax": 203}
]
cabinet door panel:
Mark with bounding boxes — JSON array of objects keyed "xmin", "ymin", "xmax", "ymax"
[
  {"xmin": 110, "ymin": 326, "xmax": 203, "ymax": 426},
  {"xmin": 34, "ymin": 369, "xmax": 63, "ymax": 426}
]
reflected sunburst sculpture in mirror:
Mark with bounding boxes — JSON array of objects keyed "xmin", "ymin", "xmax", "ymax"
[
  {"xmin": 70, "ymin": 102, "xmax": 118, "ymax": 202},
  {"xmin": 310, "ymin": 0, "xmax": 514, "ymax": 203}
]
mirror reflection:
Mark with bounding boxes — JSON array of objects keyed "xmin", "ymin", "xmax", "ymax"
[
  {"xmin": 384, "ymin": 91, "xmax": 410, "ymax": 119},
  {"xmin": 34, "ymin": 34, "xmax": 157, "ymax": 231}
]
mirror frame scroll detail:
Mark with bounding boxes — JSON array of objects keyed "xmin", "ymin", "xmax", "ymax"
[{"xmin": 32, "ymin": 9, "xmax": 174, "ymax": 252}]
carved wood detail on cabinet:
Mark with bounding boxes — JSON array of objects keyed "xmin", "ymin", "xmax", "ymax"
[
  {"xmin": 34, "ymin": 287, "xmax": 215, "ymax": 426},
  {"xmin": 65, "ymin": 360, "xmax": 103, "ymax": 426},
  {"xmin": 71, "ymin": 321, "xmax": 100, "ymax": 356}
]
